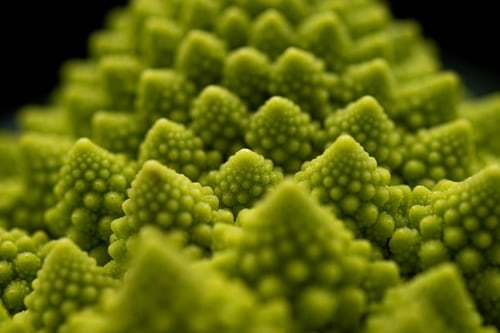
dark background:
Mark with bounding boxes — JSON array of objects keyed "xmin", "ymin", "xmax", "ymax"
[{"xmin": 0, "ymin": 1, "xmax": 498, "ymax": 125}]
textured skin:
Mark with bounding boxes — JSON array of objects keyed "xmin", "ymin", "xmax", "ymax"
[{"xmin": 214, "ymin": 181, "xmax": 400, "ymax": 331}]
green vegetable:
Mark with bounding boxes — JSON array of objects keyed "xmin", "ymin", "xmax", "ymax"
[{"xmin": 1, "ymin": 0, "xmax": 500, "ymax": 331}]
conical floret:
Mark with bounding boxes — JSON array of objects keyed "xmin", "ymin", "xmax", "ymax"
[
  {"xmin": 295, "ymin": 135, "xmax": 406, "ymax": 246},
  {"xmin": 216, "ymin": 180, "xmax": 399, "ymax": 331},
  {"xmin": 45, "ymin": 139, "xmax": 136, "ymax": 262},
  {"xmin": 205, "ymin": 149, "xmax": 283, "ymax": 215},
  {"xmin": 25, "ymin": 239, "xmax": 117, "ymax": 332},
  {"xmin": 139, "ymin": 119, "xmax": 219, "ymax": 180},
  {"xmin": 107, "ymin": 160, "xmax": 222, "ymax": 277},
  {"xmin": 246, "ymin": 97, "xmax": 315, "ymax": 173},
  {"xmin": 365, "ymin": 264, "xmax": 491, "ymax": 333}
]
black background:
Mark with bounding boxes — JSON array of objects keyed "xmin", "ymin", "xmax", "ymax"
[{"xmin": 0, "ymin": 1, "xmax": 498, "ymax": 123}]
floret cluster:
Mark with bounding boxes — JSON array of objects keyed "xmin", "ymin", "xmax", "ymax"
[{"xmin": 1, "ymin": 0, "xmax": 500, "ymax": 332}]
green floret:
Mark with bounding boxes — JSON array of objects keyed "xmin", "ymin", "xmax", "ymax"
[
  {"xmin": 107, "ymin": 160, "xmax": 226, "ymax": 277},
  {"xmin": 128, "ymin": 0, "xmax": 171, "ymax": 46},
  {"xmin": 214, "ymin": 180, "xmax": 399, "ymax": 331},
  {"xmin": 65, "ymin": 228, "xmax": 291, "ymax": 333},
  {"xmin": 328, "ymin": 58, "xmax": 396, "ymax": 108},
  {"xmin": 384, "ymin": 21, "xmax": 422, "ymax": 62},
  {"xmin": 347, "ymin": 30, "xmax": 395, "ymax": 64},
  {"xmin": 191, "ymin": 85, "xmax": 249, "ymax": 156},
  {"xmin": 136, "ymin": 69, "xmax": 196, "ymax": 126},
  {"xmin": 223, "ymin": 47, "xmax": 271, "ymax": 109},
  {"xmin": 91, "ymin": 111, "xmax": 146, "ymax": 158},
  {"xmin": 45, "ymin": 139, "xmax": 136, "ymax": 262},
  {"xmin": 389, "ymin": 227, "xmax": 422, "ymax": 276},
  {"xmin": 270, "ymin": 48, "xmax": 330, "ymax": 119},
  {"xmin": 298, "ymin": 12, "xmax": 351, "ymax": 72},
  {"xmin": 365, "ymin": 264, "xmax": 492, "ymax": 333},
  {"xmin": 11, "ymin": 134, "xmax": 73, "ymax": 231},
  {"xmin": 0, "ymin": 300, "xmax": 7, "ymax": 322},
  {"xmin": 61, "ymin": 85, "xmax": 107, "ymax": 137},
  {"xmin": 236, "ymin": 0, "xmax": 308, "ymax": 24},
  {"xmin": 0, "ymin": 133, "xmax": 21, "ymax": 180},
  {"xmin": 459, "ymin": 93, "xmax": 500, "ymax": 156},
  {"xmin": 393, "ymin": 40, "xmax": 440, "ymax": 82},
  {"xmin": 25, "ymin": 239, "xmax": 118, "ymax": 332},
  {"xmin": 406, "ymin": 166, "xmax": 500, "ymax": 324},
  {"xmin": 249, "ymin": 10, "xmax": 295, "ymax": 60},
  {"xmin": 216, "ymin": 6, "xmax": 251, "ymax": 50},
  {"xmin": 0, "ymin": 181, "xmax": 23, "ymax": 229},
  {"xmin": 175, "ymin": 30, "xmax": 227, "ymax": 89},
  {"xmin": 390, "ymin": 72, "xmax": 462, "ymax": 130},
  {"xmin": 295, "ymin": 135, "xmax": 407, "ymax": 247},
  {"xmin": 59, "ymin": 60, "xmax": 100, "ymax": 88},
  {"xmin": 246, "ymin": 97, "xmax": 316, "ymax": 173},
  {"xmin": 324, "ymin": 96, "xmax": 403, "ymax": 169},
  {"xmin": 139, "ymin": 119, "xmax": 220, "ymax": 180},
  {"xmin": 179, "ymin": 0, "xmax": 220, "ymax": 31},
  {"xmin": 0, "ymin": 228, "xmax": 48, "ymax": 314},
  {"xmin": 204, "ymin": 149, "xmax": 283, "ymax": 215},
  {"xmin": 89, "ymin": 30, "xmax": 134, "ymax": 59},
  {"xmin": 0, "ymin": 313, "xmax": 35, "ymax": 333},
  {"xmin": 17, "ymin": 105, "xmax": 72, "ymax": 136},
  {"xmin": 400, "ymin": 119, "xmax": 476, "ymax": 187},
  {"xmin": 319, "ymin": 0, "xmax": 390, "ymax": 39},
  {"xmin": 141, "ymin": 17, "xmax": 182, "ymax": 68},
  {"xmin": 99, "ymin": 55, "xmax": 143, "ymax": 111}
]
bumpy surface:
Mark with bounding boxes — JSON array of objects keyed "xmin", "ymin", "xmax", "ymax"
[
  {"xmin": 25, "ymin": 239, "xmax": 117, "ymax": 332},
  {"xmin": 295, "ymin": 135, "xmax": 409, "ymax": 247},
  {"xmin": 63, "ymin": 228, "xmax": 290, "ymax": 333},
  {"xmin": 214, "ymin": 181, "xmax": 400, "ymax": 331},
  {"xmin": 203, "ymin": 149, "xmax": 283, "ymax": 215},
  {"xmin": 0, "ymin": 229, "xmax": 47, "ymax": 314},
  {"xmin": 44, "ymin": 139, "xmax": 136, "ymax": 263},
  {"xmin": 139, "ymin": 118, "xmax": 219, "ymax": 180},
  {"xmin": 191, "ymin": 85, "xmax": 249, "ymax": 156},
  {"xmin": 1, "ymin": 0, "xmax": 500, "ymax": 331},
  {"xmin": 365, "ymin": 264, "xmax": 494, "ymax": 333},
  {"xmin": 107, "ymin": 160, "xmax": 226, "ymax": 277},
  {"xmin": 246, "ymin": 97, "xmax": 316, "ymax": 172}
]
